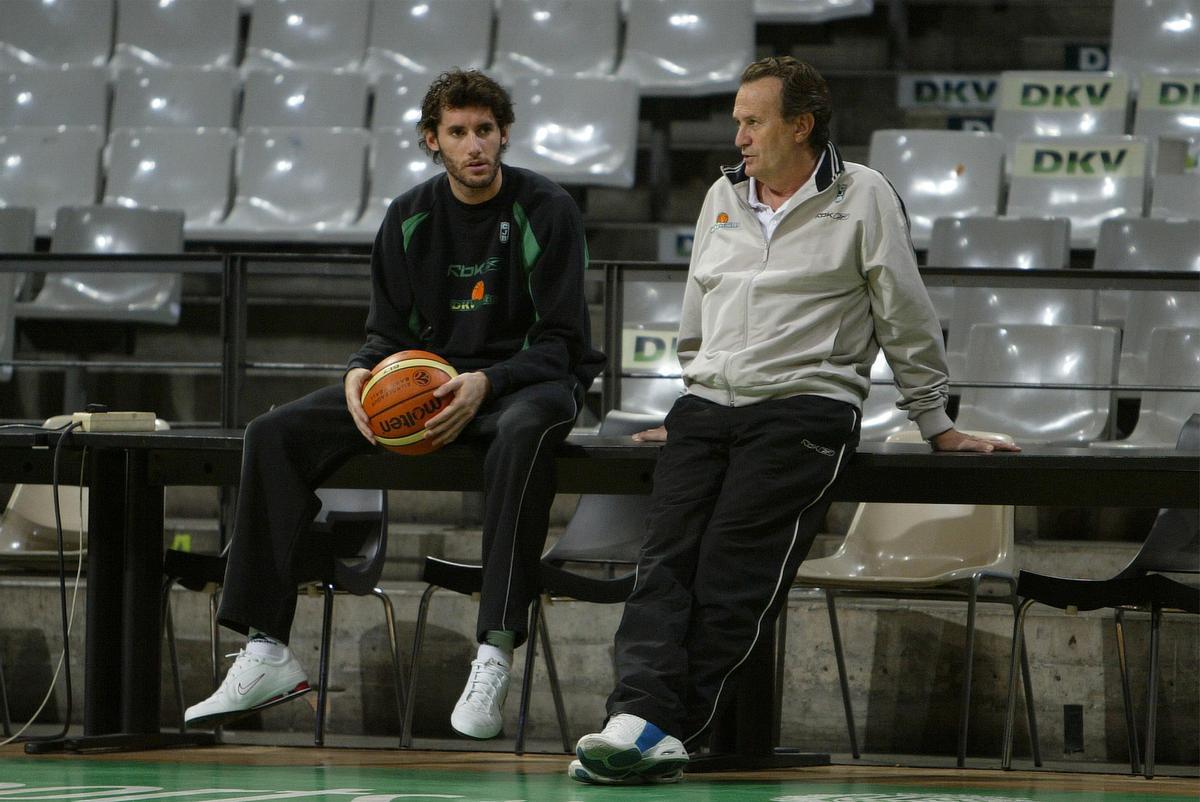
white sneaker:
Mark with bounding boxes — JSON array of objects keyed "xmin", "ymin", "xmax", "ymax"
[
  {"xmin": 567, "ymin": 759, "xmax": 683, "ymax": 785},
  {"xmin": 184, "ymin": 642, "xmax": 310, "ymax": 729},
  {"xmin": 574, "ymin": 713, "xmax": 689, "ymax": 781},
  {"xmin": 450, "ymin": 657, "xmax": 510, "ymax": 739}
]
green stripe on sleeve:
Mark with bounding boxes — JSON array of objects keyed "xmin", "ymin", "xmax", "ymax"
[{"xmin": 400, "ymin": 211, "xmax": 430, "ymax": 251}]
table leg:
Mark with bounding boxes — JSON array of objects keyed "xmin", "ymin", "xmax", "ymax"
[
  {"xmin": 122, "ymin": 450, "xmax": 164, "ymax": 733},
  {"xmin": 26, "ymin": 447, "xmax": 213, "ymax": 754},
  {"xmin": 83, "ymin": 448, "xmax": 126, "ymax": 735}
]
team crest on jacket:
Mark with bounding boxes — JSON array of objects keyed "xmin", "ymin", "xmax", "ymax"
[
  {"xmin": 709, "ymin": 211, "xmax": 740, "ymax": 233},
  {"xmin": 499, "ymin": 221, "xmax": 510, "ymax": 243}
]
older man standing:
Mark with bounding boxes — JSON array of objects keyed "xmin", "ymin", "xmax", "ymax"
[{"xmin": 569, "ymin": 56, "xmax": 1018, "ymax": 786}]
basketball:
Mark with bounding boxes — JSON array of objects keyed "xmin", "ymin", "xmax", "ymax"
[{"xmin": 360, "ymin": 350, "xmax": 458, "ymax": 455}]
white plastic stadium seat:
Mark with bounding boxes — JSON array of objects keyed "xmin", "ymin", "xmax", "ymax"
[
  {"xmin": 491, "ymin": 0, "xmax": 619, "ymax": 82},
  {"xmin": 17, "ymin": 206, "xmax": 185, "ymax": 325},
  {"xmin": 617, "ymin": 0, "xmax": 755, "ymax": 96},
  {"xmin": 104, "ymin": 127, "xmax": 237, "ymax": 232},
  {"xmin": 1110, "ymin": 0, "xmax": 1200, "ymax": 80},
  {"xmin": 867, "ymin": 130, "xmax": 1005, "ymax": 250},
  {"xmin": 1094, "ymin": 218, "xmax": 1200, "ymax": 328},
  {"xmin": 110, "ymin": 66, "xmax": 238, "ymax": 129},
  {"xmin": 354, "ymin": 128, "xmax": 436, "ymax": 236},
  {"xmin": 925, "ymin": 216, "xmax": 1070, "ymax": 327},
  {"xmin": 371, "ymin": 73, "xmax": 423, "ymax": 130},
  {"xmin": 928, "ymin": 217, "xmax": 1071, "ymax": 270},
  {"xmin": 754, "ymin": 0, "xmax": 874, "ymax": 23},
  {"xmin": 242, "ymin": 0, "xmax": 370, "ymax": 73},
  {"xmin": 955, "ymin": 323, "xmax": 1120, "ymax": 444},
  {"xmin": 505, "ymin": 76, "xmax": 639, "ymax": 188},
  {"xmin": 1120, "ymin": 288, "xmax": 1200, "ymax": 388},
  {"xmin": 220, "ymin": 127, "xmax": 369, "ymax": 240},
  {"xmin": 791, "ymin": 443, "xmax": 1025, "ymax": 768},
  {"xmin": 112, "ymin": 0, "xmax": 240, "ymax": 70},
  {"xmin": 1095, "ymin": 218, "xmax": 1200, "ymax": 273},
  {"xmin": 241, "ymin": 69, "xmax": 369, "ymax": 128},
  {"xmin": 362, "ymin": 0, "xmax": 492, "ymax": 84},
  {"xmin": 1134, "ymin": 72, "xmax": 1200, "ymax": 146},
  {"xmin": 945, "ymin": 287, "xmax": 1097, "ymax": 379},
  {"xmin": 1092, "ymin": 327, "xmax": 1200, "ymax": 449},
  {"xmin": 993, "ymin": 71, "xmax": 1130, "ymax": 172},
  {"xmin": 616, "ymin": 268, "xmax": 686, "ymax": 415},
  {"xmin": 0, "ymin": 67, "xmax": 109, "ymax": 129},
  {"xmin": 0, "ymin": 126, "xmax": 104, "ymax": 235},
  {"xmin": 0, "ymin": 0, "xmax": 114, "ymax": 69},
  {"xmin": 1151, "ymin": 174, "xmax": 1200, "ymax": 219},
  {"xmin": 1005, "ymin": 135, "xmax": 1152, "ymax": 249}
]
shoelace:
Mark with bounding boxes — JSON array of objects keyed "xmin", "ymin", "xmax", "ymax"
[{"xmin": 462, "ymin": 660, "xmax": 505, "ymax": 708}]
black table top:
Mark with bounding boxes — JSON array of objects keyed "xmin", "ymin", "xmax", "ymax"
[{"xmin": 1, "ymin": 427, "xmax": 1194, "ymax": 507}]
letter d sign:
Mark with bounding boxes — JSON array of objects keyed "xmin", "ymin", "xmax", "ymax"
[{"xmin": 1075, "ymin": 45, "xmax": 1108, "ymax": 71}]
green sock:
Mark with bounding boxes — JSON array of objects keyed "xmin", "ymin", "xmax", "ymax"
[{"xmin": 479, "ymin": 630, "xmax": 515, "ymax": 666}]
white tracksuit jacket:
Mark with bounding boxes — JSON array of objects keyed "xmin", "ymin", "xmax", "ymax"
[{"xmin": 678, "ymin": 142, "xmax": 955, "ymax": 440}]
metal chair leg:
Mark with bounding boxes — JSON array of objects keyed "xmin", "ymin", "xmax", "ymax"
[
  {"xmin": 1002, "ymin": 598, "xmax": 1035, "ymax": 769},
  {"xmin": 209, "ymin": 589, "xmax": 224, "ymax": 742},
  {"xmin": 314, "ymin": 583, "xmax": 335, "ymax": 747},
  {"xmin": 515, "ymin": 596, "xmax": 541, "ymax": 755},
  {"xmin": 1018, "ymin": 621, "xmax": 1041, "ymax": 767},
  {"xmin": 1144, "ymin": 605, "xmax": 1163, "ymax": 780},
  {"xmin": 825, "ymin": 590, "xmax": 860, "ymax": 759},
  {"xmin": 1114, "ymin": 609, "xmax": 1142, "ymax": 775},
  {"xmin": 163, "ymin": 594, "xmax": 186, "ymax": 732},
  {"xmin": 0, "ymin": 651, "xmax": 11, "ymax": 737},
  {"xmin": 536, "ymin": 599, "xmax": 571, "ymax": 753},
  {"xmin": 774, "ymin": 601, "xmax": 789, "ymax": 747},
  {"xmin": 372, "ymin": 588, "xmax": 408, "ymax": 738},
  {"xmin": 402, "ymin": 584, "xmax": 438, "ymax": 749},
  {"xmin": 956, "ymin": 578, "xmax": 980, "ymax": 768},
  {"xmin": 160, "ymin": 577, "xmax": 187, "ymax": 732},
  {"xmin": 208, "ymin": 591, "xmax": 221, "ymax": 689}
]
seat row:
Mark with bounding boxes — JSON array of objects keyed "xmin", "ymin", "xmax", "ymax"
[
  {"xmin": 0, "ymin": 66, "xmax": 643, "ymax": 162},
  {"xmin": 6, "ymin": 64, "xmax": 1198, "ymax": 140},
  {"xmin": 5, "ymin": 0, "xmax": 1196, "ymax": 88},
  {"xmin": 869, "ymin": 130, "xmax": 1198, "ymax": 248},
  {"xmin": 621, "ymin": 322, "xmax": 1200, "ymax": 450},
  {"xmin": 985, "ymin": 70, "xmax": 1199, "ymax": 159},
  {"xmin": 1, "ymin": 123, "xmax": 1195, "ymax": 244},
  {"xmin": 616, "ymin": 216, "xmax": 1200, "ymax": 445},
  {"xmin": 0, "ymin": 85, "xmax": 640, "ymax": 240},
  {"xmin": 1, "ymin": 202, "xmax": 1194, "ymax": 453},
  {"xmin": 0, "ymin": 0, "xmax": 864, "ymax": 98}
]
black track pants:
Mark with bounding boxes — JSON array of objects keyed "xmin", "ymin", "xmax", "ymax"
[
  {"xmin": 218, "ymin": 378, "xmax": 580, "ymax": 646},
  {"xmin": 606, "ymin": 393, "xmax": 860, "ymax": 743}
]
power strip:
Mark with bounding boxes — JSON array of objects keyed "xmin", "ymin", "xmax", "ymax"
[{"xmin": 70, "ymin": 411, "xmax": 157, "ymax": 432}]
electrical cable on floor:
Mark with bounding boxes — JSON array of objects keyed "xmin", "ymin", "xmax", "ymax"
[{"xmin": 0, "ymin": 420, "xmax": 86, "ymax": 745}]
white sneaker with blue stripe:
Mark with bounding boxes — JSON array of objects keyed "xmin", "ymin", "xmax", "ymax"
[{"xmin": 573, "ymin": 713, "xmax": 688, "ymax": 783}]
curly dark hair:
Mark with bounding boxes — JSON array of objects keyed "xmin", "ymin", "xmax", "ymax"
[
  {"xmin": 417, "ymin": 69, "xmax": 515, "ymax": 164},
  {"xmin": 740, "ymin": 57, "xmax": 832, "ymax": 152}
]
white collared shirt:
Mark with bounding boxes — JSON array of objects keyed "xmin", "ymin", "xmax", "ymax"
[{"xmin": 746, "ymin": 151, "xmax": 827, "ymax": 242}]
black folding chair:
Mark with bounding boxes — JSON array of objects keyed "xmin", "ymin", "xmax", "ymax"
[
  {"xmin": 162, "ymin": 488, "xmax": 406, "ymax": 746},
  {"xmin": 1002, "ymin": 415, "xmax": 1200, "ymax": 777},
  {"xmin": 403, "ymin": 410, "xmax": 660, "ymax": 752}
]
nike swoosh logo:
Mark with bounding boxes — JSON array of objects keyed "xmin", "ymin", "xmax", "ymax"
[{"xmin": 237, "ymin": 673, "xmax": 266, "ymax": 695}]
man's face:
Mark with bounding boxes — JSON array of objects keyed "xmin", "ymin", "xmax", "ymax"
[
  {"xmin": 732, "ymin": 77, "xmax": 811, "ymax": 186},
  {"xmin": 426, "ymin": 105, "xmax": 507, "ymax": 199}
]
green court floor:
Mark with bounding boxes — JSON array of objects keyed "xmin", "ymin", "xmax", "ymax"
[{"xmin": 1, "ymin": 757, "xmax": 1197, "ymax": 802}]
